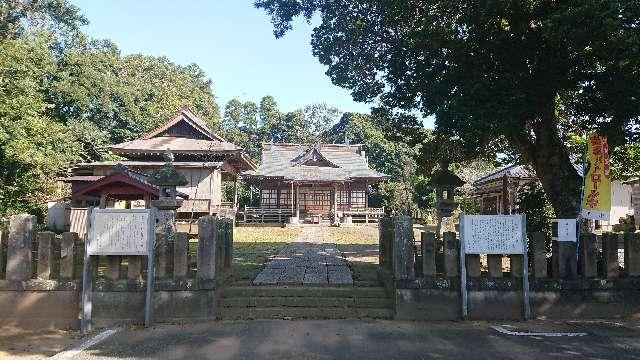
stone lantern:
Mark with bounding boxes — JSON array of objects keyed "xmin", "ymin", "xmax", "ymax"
[
  {"xmin": 149, "ymin": 149, "xmax": 188, "ymax": 235},
  {"xmin": 430, "ymin": 160, "xmax": 465, "ymax": 235}
]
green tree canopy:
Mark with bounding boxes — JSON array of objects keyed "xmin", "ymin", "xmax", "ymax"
[{"xmin": 256, "ymin": 0, "xmax": 640, "ymax": 217}]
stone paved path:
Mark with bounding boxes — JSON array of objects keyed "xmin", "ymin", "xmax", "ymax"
[{"xmin": 253, "ymin": 226, "xmax": 353, "ymax": 286}]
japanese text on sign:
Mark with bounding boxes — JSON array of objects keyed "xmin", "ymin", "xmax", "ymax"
[
  {"xmin": 581, "ymin": 133, "xmax": 612, "ymax": 221},
  {"xmin": 462, "ymin": 215, "xmax": 525, "ymax": 254},
  {"xmin": 88, "ymin": 209, "xmax": 151, "ymax": 255}
]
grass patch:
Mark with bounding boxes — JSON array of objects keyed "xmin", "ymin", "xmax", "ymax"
[
  {"xmin": 231, "ymin": 226, "xmax": 302, "ymax": 284},
  {"xmin": 329, "ymin": 226, "xmax": 380, "ymax": 283}
]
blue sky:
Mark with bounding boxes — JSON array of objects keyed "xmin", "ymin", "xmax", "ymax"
[{"xmin": 70, "ymin": 0, "xmax": 374, "ymax": 115}]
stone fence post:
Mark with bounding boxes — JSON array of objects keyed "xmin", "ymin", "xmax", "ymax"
[
  {"xmin": 602, "ymin": 232, "xmax": 619, "ymax": 279},
  {"xmin": 421, "ymin": 231, "xmax": 436, "ymax": 276},
  {"xmin": 7, "ymin": 214, "xmax": 36, "ymax": 281},
  {"xmin": 197, "ymin": 215, "xmax": 217, "ymax": 287},
  {"xmin": 625, "ymin": 232, "xmax": 640, "ymax": 277},
  {"xmin": 377, "ymin": 217, "xmax": 391, "ymax": 271},
  {"xmin": 37, "ymin": 232, "xmax": 54, "ymax": 280},
  {"xmin": 442, "ymin": 231, "xmax": 459, "ymax": 277},
  {"xmin": 393, "ymin": 215, "xmax": 414, "ymax": 280},
  {"xmin": 531, "ymin": 232, "xmax": 547, "ymax": 278}
]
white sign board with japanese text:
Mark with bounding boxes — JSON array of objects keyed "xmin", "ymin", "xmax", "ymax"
[
  {"xmin": 82, "ymin": 208, "xmax": 156, "ymax": 333},
  {"xmin": 87, "ymin": 209, "xmax": 153, "ymax": 256},
  {"xmin": 459, "ymin": 214, "xmax": 530, "ymax": 320},
  {"xmin": 461, "ymin": 215, "xmax": 525, "ymax": 254},
  {"xmin": 552, "ymin": 219, "xmax": 577, "ymax": 242}
]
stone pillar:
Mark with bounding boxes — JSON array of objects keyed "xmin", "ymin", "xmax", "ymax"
[
  {"xmin": 557, "ymin": 241, "xmax": 578, "ymax": 279},
  {"xmin": 393, "ymin": 215, "xmax": 414, "ymax": 280},
  {"xmin": 105, "ymin": 256, "xmax": 120, "ymax": 281},
  {"xmin": 379, "ymin": 217, "xmax": 393, "ymax": 270},
  {"xmin": 197, "ymin": 215, "xmax": 217, "ymax": 284},
  {"xmin": 442, "ymin": 231, "xmax": 459, "ymax": 276},
  {"xmin": 421, "ymin": 231, "xmax": 436, "ymax": 276},
  {"xmin": 173, "ymin": 232, "xmax": 189, "ymax": 278},
  {"xmin": 127, "ymin": 256, "xmax": 142, "ymax": 281},
  {"xmin": 487, "ymin": 255, "xmax": 503, "ymax": 278},
  {"xmin": 223, "ymin": 220, "xmax": 233, "ymax": 269},
  {"xmin": 602, "ymin": 232, "xmax": 619, "ymax": 279},
  {"xmin": 37, "ymin": 232, "xmax": 54, "ymax": 280},
  {"xmin": 0, "ymin": 230, "xmax": 7, "ymax": 277},
  {"xmin": 466, "ymin": 254, "xmax": 481, "ymax": 277},
  {"xmin": 580, "ymin": 233, "xmax": 598, "ymax": 278},
  {"xmin": 155, "ymin": 233, "xmax": 169, "ymax": 279},
  {"xmin": 6, "ymin": 214, "xmax": 36, "ymax": 281},
  {"xmin": 510, "ymin": 254, "xmax": 523, "ymax": 278},
  {"xmin": 531, "ymin": 232, "xmax": 547, "ymax": 278},
  {"xmin": 60, "ymin": 232, "xmax": 76, "ymax": 279},
  {"xmin": 624, "ymin": 232, "xmax": 640, "ymax": 277}
]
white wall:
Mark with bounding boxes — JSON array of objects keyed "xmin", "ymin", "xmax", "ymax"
[{"xmin": 601, "ymin": 180, "xmax": 633, "ymax": 227}]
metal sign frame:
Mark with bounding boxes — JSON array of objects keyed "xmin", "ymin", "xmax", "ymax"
[
  {"xmin": 459, "ymin": 214, "xmax": 530, "ymax": 320},
  {"xmin": 81, "ymin": 207, "xmax": 156, "ymax": 333}
]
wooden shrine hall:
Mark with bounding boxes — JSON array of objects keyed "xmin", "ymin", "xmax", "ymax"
[
  {"xmin": 61, "ymin": 106, "xmax": 256, "ymax": 225},
  {"xmin": 241, "ymin": 143, "xmax": 389, "ymax": 224}
]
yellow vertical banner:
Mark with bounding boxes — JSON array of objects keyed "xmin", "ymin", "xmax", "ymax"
[{"xmin": 581, "ymin": 133, "xmax": 612, "ymax": 221}]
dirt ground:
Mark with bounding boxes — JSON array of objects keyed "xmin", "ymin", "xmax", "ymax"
[{"xmin": 0, "ymin": 327, "xmax": 83, "ymax": 359}]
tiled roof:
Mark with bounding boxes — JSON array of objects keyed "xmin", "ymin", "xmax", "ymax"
[
  {"xmin": 75, "ymin": 161, "xmax": 223, "ymax": 168},
  {"xmin": 111, "ymin": 136, "xmax": 241, "ymax": 154},
  {"xmin": 473, "ymin": 165, "xmax": 535, "ymax": 186},
  {"xmin": 141, "ymin": 106, "xmax": 225, "ymax": 142},
  {"xmin": 243, "ymin": 143, "xmax": 389, "ymax": 182}
]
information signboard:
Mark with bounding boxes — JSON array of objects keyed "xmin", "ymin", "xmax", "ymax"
[
  {"xmin": 87, "ymin": 210, "xmax": 151, "ymax": 255},
  {"xmin": 459, "ymin": 214, "xmax": 530, "ymax": 320},
  {"xmin": 551, "ymin": 219, "xmax": 577, "ymax": 242},
  {"xmin": 81, "ymin": 208, "xmax": 156, "ymax": 333},
  {"xmin": 461, "ymin": 215, "xmax": 525, "ymax": 254}
]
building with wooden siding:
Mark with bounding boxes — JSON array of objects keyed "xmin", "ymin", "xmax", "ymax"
[
  {"xmin": 242, "ymin": 143, "xmax": 389, "ymax": 224},
  {"xmin": 61, "ymin": 106, "xmax": 255, "ymax": 219},
  {"xmin": 474, "ymin": 165, "xmax": 635, "ymax": 230}
]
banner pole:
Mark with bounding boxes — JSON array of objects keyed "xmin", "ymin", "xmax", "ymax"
[{"xmin": 576, "ymin": 132, "xmax": 589, "ymax": 265}]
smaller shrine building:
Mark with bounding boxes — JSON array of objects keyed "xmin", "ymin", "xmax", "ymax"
[{"xmin": 242, "ymin": 143, "xmax": 389, "ymax": 224}]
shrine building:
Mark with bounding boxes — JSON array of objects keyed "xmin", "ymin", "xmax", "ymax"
[
  {"xmin": 60, "ymin": 106, "xmax": 255, "ymax": 232},
  {"xmin": 241, "ymin": 143, "xmax": 389, "ymax": 224}
]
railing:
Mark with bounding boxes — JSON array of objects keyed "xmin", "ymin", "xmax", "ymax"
[
  {"xmin": 178, "ymin": 199, "xmax": 211, "ymax": 213},
  {"xmin": 243, "ymin": 207, "xmax": 294, "ymax": 224}
]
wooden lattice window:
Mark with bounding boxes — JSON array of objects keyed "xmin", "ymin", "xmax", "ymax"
[
  {"xmin": 280, "ymin": 189, "xmax": 291, "ymax": 207},
  {"xmin": 350, "ymin": 190, "xmax": 366, "ymax": 207},
  {"xmin": 261, "ymin": 189, "xmax": 278, "ymax": 208}
]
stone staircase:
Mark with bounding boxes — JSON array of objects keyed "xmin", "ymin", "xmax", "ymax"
[{"xmin": 218, "ymin": 286, "xmax": 394, "ymax": 320}]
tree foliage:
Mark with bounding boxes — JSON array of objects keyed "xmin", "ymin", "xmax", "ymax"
[
  {"xmin": 256, "ymin": 0, "xmax": 640, "ymax": 217},
  {"xmin": 0, "ymin": 3, "xmax": 222, "ymax": 218}
]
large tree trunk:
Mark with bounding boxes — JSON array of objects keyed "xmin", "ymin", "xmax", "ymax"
[{"xmin": 512, "ymin": 101, "xmax": 582, "ymax": 218}]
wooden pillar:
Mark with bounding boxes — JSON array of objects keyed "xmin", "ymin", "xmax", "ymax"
[
  {"xmin": 143, "ymin": 193, "xmax": 151, "ymax": 209},
  {"xmin": 232, "ymin": 176, "xmax": 238, "ymax": 210},
  {"xmin": 291, "ymin": 182, "xmax": 294, "ymax": 213},
  {"xmin": 295, "ymin": 183, "xmax": 300, "ymax": 218},
  {"xmin": 501, "ymin": 175, "xmax": 509, "ymax": 214},
  {"xmin": 99, "ymin": 193, "xmax": 107, "ymax": 209},
  {"xmin": 332, "ymin": 184, "xmax": 338, "ymax": 217}
]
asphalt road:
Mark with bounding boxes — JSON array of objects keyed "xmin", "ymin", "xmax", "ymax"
[{"xmin": 56, "ymin": 319, "xmax": 640, "ymax": 360}]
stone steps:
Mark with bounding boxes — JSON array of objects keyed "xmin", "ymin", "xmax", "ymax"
[
  {"xmin": 219, "ymin": 286, "xmax": 393, "ymax": 320},
  {"xmin": 219, "ymin": 307, "xmax": 394, "ymax": 320}
]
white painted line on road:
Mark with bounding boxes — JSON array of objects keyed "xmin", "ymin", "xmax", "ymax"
[
  {"xmin": 51, "ymin": 327, "xmax": 120, "ymax": 359},
  {"xmin": 490, "ymin": 325, "xmax": 588, "ymax": 337}
]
